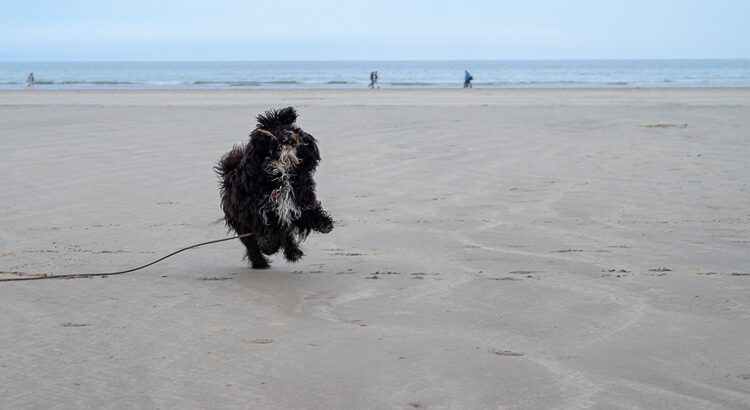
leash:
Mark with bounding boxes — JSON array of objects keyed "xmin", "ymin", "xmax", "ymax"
[
  {"xmin": 2, "ymin": 130, "xmax": 299, "ymax": 283},
  {"xmin": 0, "ymin": 233, "xmax": 252, "ymax": 283}
]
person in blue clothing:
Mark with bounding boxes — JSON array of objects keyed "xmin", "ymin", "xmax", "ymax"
[{"xmin": 463, "ymin": 70, "xmax": 473, "ymax": 88}]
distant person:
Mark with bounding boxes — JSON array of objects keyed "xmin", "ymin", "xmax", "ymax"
[
  {"xmin": 26, "ymin": 72, "xmax": 35, "ymax": 89},
  {"xmin": 463, "ymin": 70, "xmax": 473, "ymax": 88},
  {"xmin": 369, "ymin": 71, "xmax": 380, "ymax": 89}
]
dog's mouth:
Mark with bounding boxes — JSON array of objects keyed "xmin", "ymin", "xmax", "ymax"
[
  {"xmin": 276, "ymin": 142, "xmax": 300, "ymax": 167},
  {"xmin": 279, "ymin": 130, "xmax": 302, "ymax": 149}
]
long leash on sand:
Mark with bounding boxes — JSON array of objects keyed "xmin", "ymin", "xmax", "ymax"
[
  {"xmin": 2, "ymin": 128, "xmax": 282, "ymax": 284},
  {"xmin": 0, "ymin": 233, "xmax": 252, "ymax": 283}
]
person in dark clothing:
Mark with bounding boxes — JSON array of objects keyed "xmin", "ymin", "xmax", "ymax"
[{"xmin": 369, "ymin": 71, "xmax": 379, "ymax": 89}]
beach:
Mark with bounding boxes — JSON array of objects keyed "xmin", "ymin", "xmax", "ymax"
[{"xmin": 1, "ymin": 88, "xmax": 749, "ymax": 409}]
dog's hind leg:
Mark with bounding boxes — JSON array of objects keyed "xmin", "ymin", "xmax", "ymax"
[
  {"xmin": 240, "ymin": 235, "xmax": 270, "ymax": 269},
  {"xmin": 259, "ymin": 236, "xmax": 282, "ymax": 255}
]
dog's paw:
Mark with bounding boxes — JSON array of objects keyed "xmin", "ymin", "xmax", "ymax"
[
  {"xmin": 251, "ymin": 260, "xmax": 271, "ymax": 269},
  {"xmin": 284, "ymin": 248, "xmax": 304, "ymax": 262},
  {"xmin": 316, "ymin": 219, "xmax": 334, "ymax": 234}
]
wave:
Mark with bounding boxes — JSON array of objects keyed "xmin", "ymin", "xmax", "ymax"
[
  {"xmin": 266, "ymin": 80, "xmax": 299, "ymax": 84},
  {"xmin": 389, "ymin": 82, "xmax": 435, "ymax": 86},
  {"xmin": 193, "ymin": 80, "xmax": 260, "ymax": 86},
  {"xmin": 471, "ymin": 80, "xmax": 635, "ymax": 87},
  {"xmin": 31, "ymin": 80, "xmax": 135, "ymax": 85},
  {"xmin": 513, "ymin": 80, "xmax": 588, "ymax": 86},
  {"xmin": 326, "ymin": 81, "xmax": 348, "ymax": 84},
  {"xmin": 62, "ymin": 80, "xmax": 135, "ymax": 85}
]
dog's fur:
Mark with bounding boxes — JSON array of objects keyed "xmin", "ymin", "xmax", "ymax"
[{"xmin": 215, "ymin": 107, "xmax": 334, "ymax": 269}]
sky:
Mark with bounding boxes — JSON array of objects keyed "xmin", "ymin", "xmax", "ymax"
[{"xmin": 1, "ymin": 0, "xmax": 748, "ymax": 61}]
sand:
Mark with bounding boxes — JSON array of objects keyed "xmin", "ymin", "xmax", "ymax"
[{"xmin": 1, "ymin": 88, "xmax": 749, "ymax": 409}]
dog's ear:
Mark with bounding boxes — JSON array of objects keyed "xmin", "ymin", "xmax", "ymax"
[
  {"xmin": 249, "ymin": 129, "xmax": 275, "ymax": 156},
  {"xmin": 296, "ymin": 132, "xmax": 320, "ymax": 169},
  {"xmin": 256, "ymin": 107, "xmax": 298, "ymax": 130},
  {"xmin": 301, "ymin": 132, "xmax": 319, "ymax": 151}
]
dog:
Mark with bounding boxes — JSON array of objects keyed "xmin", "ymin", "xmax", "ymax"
[{"xmin": 215, "ymin": 107, "xmax": 334, "ymax": 269}]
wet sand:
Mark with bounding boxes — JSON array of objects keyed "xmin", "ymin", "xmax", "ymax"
[{"xmin": 1, "ymin": 88, "xmax": 749, "ymax": 409}]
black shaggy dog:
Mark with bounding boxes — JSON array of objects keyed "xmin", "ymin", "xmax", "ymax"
[{"xmin": 215, "ymin": 107, "xmax": 334, "ymax": 269}]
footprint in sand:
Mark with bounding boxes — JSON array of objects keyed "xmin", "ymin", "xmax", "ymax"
[
  {"xmin": 488, "ymin": 349, "xmax": 524, "ymax": 357},
  {"xmin": 242, "ymin": 338, "xmax": 273, "ymax": 344},
  {"xmin": 60, "ymin": 322, "xmax": 89, "ymax": 327},
  {"xmin": 640, "ymin": 123, "xmax": 688, "ymax": 129}
]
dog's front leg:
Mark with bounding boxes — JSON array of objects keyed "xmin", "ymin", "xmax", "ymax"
[
  {"xmin": 282, "ymin": 234, "xmax": 304, "ymax": 262},
  {"xmin": 302, "ymin": 205, "xmax": 334, "ymax": 234}
]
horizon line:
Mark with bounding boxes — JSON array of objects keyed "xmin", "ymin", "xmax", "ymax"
[{"xmin": 2, "ymin": 57, "xmax": 749, "ymax": 64}]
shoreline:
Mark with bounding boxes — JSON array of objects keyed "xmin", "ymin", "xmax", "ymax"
[
  {"xmin": 2, "ymin": 87, "xmax": 748, "ymax": 108},
  {"xmin": 4, "ymin": 86, "xmax": 750, "ymax": 91}
]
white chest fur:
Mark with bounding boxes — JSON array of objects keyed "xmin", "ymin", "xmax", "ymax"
[{"xmin": 265, "ymin": 149, "xmax": 301, "ymax": 226}]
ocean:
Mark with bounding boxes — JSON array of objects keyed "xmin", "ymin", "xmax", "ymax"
[{"xmin": 1, "ymin": 60, "xmax": 749, "ymax": 89}]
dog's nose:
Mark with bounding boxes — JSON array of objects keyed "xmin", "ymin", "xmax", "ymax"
[{"xmin": 284, "ymin": 130, "xmax": 300, "ymax": 143}]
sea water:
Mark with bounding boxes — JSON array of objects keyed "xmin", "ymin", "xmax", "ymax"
[{"xmin": 1, "ymin": 60, "xmax": 749, "ymax": 89}]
